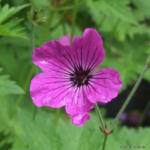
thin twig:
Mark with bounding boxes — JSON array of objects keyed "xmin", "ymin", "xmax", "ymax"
[
  {"xmin": 95, "ymin": 104, "xmax": 112, "ymax": 150},
  {"xmin": 70, "ymin": 0, "xmax": 78, "ymax": 40},
  {"xmin": 95, "ymin": 104, "xmax": 106, "ymax": 130},
  {"xmin": 32, "ymin": 106, "xmax": 38, "ymax": 120},
  {"xmin": 101, "ymin": 134, "xmax": 108, "ymax": 150},
  {"xmin": 115, "ymin": 57, "xmax": 150, "ymax": 120}
]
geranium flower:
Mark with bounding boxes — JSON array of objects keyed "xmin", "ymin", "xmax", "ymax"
[{"xmin": 30, "ymin": 28, "xmax": 122, "ymax": 126}]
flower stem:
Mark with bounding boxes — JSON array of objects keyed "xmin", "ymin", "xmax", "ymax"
[
  {"xmin": 115, "ymin": 56, "xmax": 150, "ymax": 120},
  {"xmin": 95, "ymin": 104, "xmax": 111, "ymax": 150},
  {"xmin": 32, "ymin": 106, "xmax": 38, "ymax": 120},
  {"xmin": 70, "ymin": 0, "xmax": 78, "ymax": 40},
  {"xmin": 102, "ymin": 134, "xmax": 108, "ymax": 150},
  {"xmin": 95, "ymin": 104, "xmax": 106, "ymax": 130}
]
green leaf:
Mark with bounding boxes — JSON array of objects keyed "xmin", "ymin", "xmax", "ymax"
[
  {"xmin": 107, "ymin": 127, "xmax": 150, "ymax": 150},
  {"xmin": 0, "ymin": 19, "xmax": 27, "ymax": 39},
  {"xmin": 0, "ymin": 4, "xmax": 29, "ymax": 23},
  {"xmin": 132, "ymin": 0, "xmax": 150, "ymax": 18},
  {"xmin": 0, "ymin": 97, "xmax": 150, "ymax": 150},
  {"xmin": 103, "ymin": 35, "xmax": 149, "ymax": 87},
  {"xmin": 0, "ymin": 69, "xmax": 24, "ymax": 95},
  {"xmin": 0, "ymin": 3, "xmax": 29, "ymax": 38},
  {"xmin": 10, "ymin": 107, "xmax": 150, "ymax": 150},
  {"xmin": 87, "ymin": 0, "xmax": 137, "ymax": 24},
  {"xmin": 86, "ymin": 0, "xmax": 150, "ymax": 41}
]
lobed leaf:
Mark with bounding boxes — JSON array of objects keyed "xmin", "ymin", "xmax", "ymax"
[{"xmin": 0, "ymin": 69, "xmax": 24, "ymax": 95}]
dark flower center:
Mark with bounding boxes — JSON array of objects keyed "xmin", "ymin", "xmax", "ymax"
[{"xmin": 70, "ymin": 66, "xmax": 92, "ymax": 87}]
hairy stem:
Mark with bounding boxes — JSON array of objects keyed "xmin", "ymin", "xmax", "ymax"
[
  {"xmin": 115, "ymin": 57, "xmax": 150, "ymax": 120},
  {"xmin": 70, "ymin": 0, "xmax": 78, "ymax": 40},
  {"xmin": 95, "ymin": 104, "xmax": 106, "ymax": 130},
  {"xmin": 95, "ymin": 104, "xmax": 111, "ymax": 150},
  {"xmin": 32, "ymin": 106, "xmax": 38, "ymax": 120},
  {"xmin": 102, "ymin": 134, "xmax": 108, "ymax": 150}
]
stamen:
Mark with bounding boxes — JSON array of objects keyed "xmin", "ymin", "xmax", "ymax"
[{"xmin": 70, "ymin": 66, "xmax": 92, "ymax": 87}]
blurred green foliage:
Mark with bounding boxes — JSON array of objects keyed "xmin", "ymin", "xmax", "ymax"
[
  {"xmin": 0, "ymin": 3, "xmax": 29, "ymax": 38},
  {"xmin": 0, "ymin": 0, "xmax": 150, "ymax": 149},
  {"xmin": 0, "ymin": 68, "xmax": 24, "ymax": 95},
  {"xmin": 1, "ymin": 98, "xmax": 150, "ymax": 150}
]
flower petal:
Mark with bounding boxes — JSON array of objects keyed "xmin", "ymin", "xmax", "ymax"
[
  {"xmin": 30, "ymin": 72, "xmax": 73, "ymax": 108},
  {"xmin": 65, "ymin": 87, "xmax": 94, "ymax": 116},
  {"xmin": 58, "ymin": 36, "xmax": 71, "ymax": 46},
  {"xmin": 71, "ymin": 113, "xmax": 90, "ymax": 126},
  {"xmin": 32, "ymin": 40, "xmax": 75, "ymax": 73},
  {"xmin": 32, "ymin": 28, "xmax": 105, "ymax": 74},
  {"xmin": 72, "ymin": 28, "xmax": 105, "ymax": 70},
  {"xmin": 86, "ymin": 68, "xmax": 122, "ymax": 104}
]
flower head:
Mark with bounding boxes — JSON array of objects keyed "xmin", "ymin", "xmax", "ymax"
[{"xmin": 30, "ymin": 28, "xmax": 122, "ymax": 126}]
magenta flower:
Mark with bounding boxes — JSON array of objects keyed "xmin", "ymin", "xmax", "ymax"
[{"xmin": 30, "ymin": 28, "xmax": 122, "ymax": 126}]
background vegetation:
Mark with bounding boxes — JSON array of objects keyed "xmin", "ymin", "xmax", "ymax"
[{"xmin": 0, "ymin": 0, "xmax": 150, "ymax": 149}]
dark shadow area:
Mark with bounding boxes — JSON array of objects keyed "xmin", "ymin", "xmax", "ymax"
[
  {"xmin": 0, "ymin": 132, "xmax": 12, "ymax": 150},
  {"xmin": 105, "ymin": 79, "xmax": 150, "ymax": 127}
]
